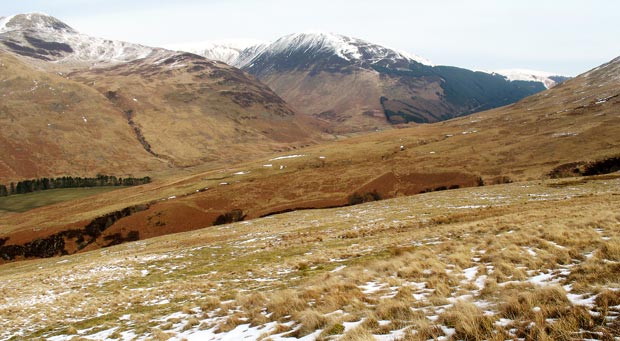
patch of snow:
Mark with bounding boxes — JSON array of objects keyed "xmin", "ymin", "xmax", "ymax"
[
  {"xmin": 163, "ymin": 39, "xmax": 267, "ymax": 65},
  {"xmin": 359, "ymin": 281, "xmax": 385, "ymax": 294},
  {"xmin": 567, "ymin": 293, "xmax": 597, "ymax": 307},
  {"xmin": 551, "ymin": 131, "xmax": 578, "ymax": 138},
  {"xmin": 330, "ymin": 265, "xmax": 346, "ymax": 273},
  {"xmin": 462, "ymin": 266, "xmax": 478, "ymax": 282},
  {"xmin": 546, "ymin": 241, "xmax": 566, "ymax": 249},
  {"xmin": 269, "ymin": 154, "xmax": 306, "ymax": 161},
  {"xmin": 528, "ymin": 272, "xmax": 559, "ymax": 285},
  {"xmin": 491, "ymin": 69, "xmax": 567, "ymax": 89}
]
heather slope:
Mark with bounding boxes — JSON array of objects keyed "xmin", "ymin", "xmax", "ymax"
[{"xmin": 0, "ymin": 50, "xmax": 162, "ymax": 180}]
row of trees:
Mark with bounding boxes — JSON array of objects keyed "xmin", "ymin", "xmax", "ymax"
[{"xmin": 0, "ymin": 175, "xmax": 151, "ymax": 196}]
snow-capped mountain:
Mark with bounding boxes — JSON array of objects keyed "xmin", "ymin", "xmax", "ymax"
[
  {"xmin": 211, "ymin": 32, "xmax": 554, "ymax": 133},
  {"xmin": 172, "ymin": 32, "xmax": 433, "ymax": 70},
  {"xmin": 238, "ymin": 32, "xmax": 433, "ymax": 75},
  {"xmin": 164, "ymin": 39, "xmax": 266, "ymax": 66},
  {"xmin": 492, "ymin": 69, "xmax": 569, "ymax": 89},
  {"xmin": 0, "ymin": 13, "xmax": 158, "ymax": 66}
]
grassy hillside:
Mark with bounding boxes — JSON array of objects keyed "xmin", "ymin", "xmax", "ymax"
[
  {"xmin": 0, "ymin": 175, "xmax": 618, "ymax": 340},
  {"xmin": 0, "ymin": 55, "xmax": 618, "ymax": 262},
  {"xmin": 0, "ymin": 51, "xmax": 164, "ymax": 181}
]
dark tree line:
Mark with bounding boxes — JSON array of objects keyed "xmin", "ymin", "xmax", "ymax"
[{"xmin": 0, "ymin": 175, "xmax": 151, "ymax": 197}]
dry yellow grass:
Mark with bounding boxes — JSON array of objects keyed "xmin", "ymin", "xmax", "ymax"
[{"xmin": 0, "ymin": 175, "xmax": 618, "ymax": 340}]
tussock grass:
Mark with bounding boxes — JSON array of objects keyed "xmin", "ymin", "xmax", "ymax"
[
  {"xmin": 1, "ymin": 176, "xmax": 619, "ymax": 339},
  {"xmin": 265, "ymin": 289, "xmax": 307, "ymax": 321},
  {"xmin": 198, "ymin": 296, "xmax": 222, "ymax": 314},
  {"xmin": 340, "ymin": 325, "xmax": 375, "ymax": 341},
  {"xmin": 501, "ymin": 285, "xmax": 571, "ymax": 321},
  {"xmin": 289, "ymin": 309, "xmax": 332, "ymax": 338},
  {"xmin": 150, "ymin": 328, "xmax": 173, "ymax": 341},
  {"xmin": 375, "ymin": 299, "xmax": 422, "ymax": 321},
  {"xmin": 597, "ymin": 239, "xmax": 620, "ymax": 261},
  {"xmin": 215, "ymin": 313, "xmax": 244, "ymax": 333},
  {"xmin": 439, "ymin": 300, "xmax": 495, "ymax": 340}
]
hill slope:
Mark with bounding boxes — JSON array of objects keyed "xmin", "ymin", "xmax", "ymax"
[
  {"xmin": 0, "ymin": 175, "xmax": 618, "ymax": 339},
  {"xmin": 0, "ymin": 55, "xmax": 617, "ymax": 262},
  {"xmin": 0, "ymin": 50, "xmax": 162, "ymax": 179}
]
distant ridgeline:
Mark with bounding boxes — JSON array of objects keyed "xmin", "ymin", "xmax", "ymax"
[{"xmin": 0, "ymin": 175, "xmax": 151, "ymax": 196}]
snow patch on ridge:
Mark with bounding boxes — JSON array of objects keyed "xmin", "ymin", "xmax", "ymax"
[
  {"xmin": 163, "ymin": 39, "xmax": 266, "ymax": 65},
  {"xmin": 493, "ymin": 69, "xmax": 567, "ymax": 89}
]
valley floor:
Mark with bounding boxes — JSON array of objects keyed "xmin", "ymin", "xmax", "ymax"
[{"xmin": 1, "ymin": 175, "xmax": 619, "ymax": 340}]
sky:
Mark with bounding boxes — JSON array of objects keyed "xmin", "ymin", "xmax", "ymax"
[{"xmin": 1, "ymin": 0, "xmax": 619, "ymax": 76}]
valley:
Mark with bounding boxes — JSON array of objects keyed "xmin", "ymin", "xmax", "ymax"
[{"xmin": 0, "ymin": 10, "xmax": 618, "ymax": 341}]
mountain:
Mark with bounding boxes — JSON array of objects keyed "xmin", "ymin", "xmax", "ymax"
[
  {"xmin": 0, "ymin": 13, "xmax": 159, "ymax": 69},
  {"xmin": 164, "ymin": 39, "xmax": 266, "ymax": 66},
  {"xmin": 182, "ymin": 32, "xmax": 562, "ymax": 133},
  {"xmin": 0, "ymin": 14, "xmax": 320, "ymax": 181}
]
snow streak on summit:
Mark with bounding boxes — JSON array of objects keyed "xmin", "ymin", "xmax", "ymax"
[
  {"xmin": 185, "ymin": 32, "xmax": 434, "ymax": 69},
  {"xmin": 253, "ymin": 32, "xmax": 433, "ymax": 67},
  {"xmin": 164, "ymin": 39, "xmax": 266, "ymax": 66},
  {"xmin": 0, "ymin": 13, "xmax": 157, "ymax": 66}
]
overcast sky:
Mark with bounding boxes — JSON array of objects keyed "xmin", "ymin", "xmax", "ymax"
[{"xmin": 2, "ymin": 0, "xmax": 619, "ymax": 75}]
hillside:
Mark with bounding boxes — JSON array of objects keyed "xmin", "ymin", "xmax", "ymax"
[
  {"xmin": 0, "ymin": 50, "xmax": 163, "ymax": 180},
  {"xmin": 0, "ymin": 175, "xmax": 618, "ymax": 339},
  {"xmin": 66, "ymin": 51, "xmax": 319, "ymax": 167},
  {"xmin": 0, "ymin": 55, "xmax": 617, "ymax": 264}
]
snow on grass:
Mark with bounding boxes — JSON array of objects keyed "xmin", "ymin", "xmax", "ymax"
[
  {"xmin": 567, "ymin": 292, "xmax": 597, "ymax": 307},
  {"xmin": 359, "ymin": 281, "xmax": 386, "ymax": 294},
  {"xmin": 462, "ymin": 266, "xmax": 478, "ymax": 282},
  {"xmin": 330, "ymin": 265, "xmax": 346, "ymax": 273},
  {"xmin": 48, "ymin": 327, "xmax": 120, "ymax": 341},
  {"xmin": 268, "ymin": 154, "xmax": 305, "ymax": 161},
  {"xmin": 2, "ymin": 177, "xmax": 619, "ymax": 339}
]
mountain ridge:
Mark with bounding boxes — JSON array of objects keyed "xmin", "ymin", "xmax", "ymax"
[
  {"xmin": 198, "ymin": 32, "xmax": 561, "ymax": 132},
  {"xmin": 0, "ymin": 13, "xmax": 159, "ymax": 69}
]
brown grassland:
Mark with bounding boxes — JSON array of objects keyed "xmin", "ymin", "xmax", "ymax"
[{"xmin": 0, "ymin": 174, "xmax": 618, "ymax": 340}]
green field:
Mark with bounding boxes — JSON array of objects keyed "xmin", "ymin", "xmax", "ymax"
[{"xmin": 0, "ymin": 187, "xmax": 123, "ymax": 213}]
